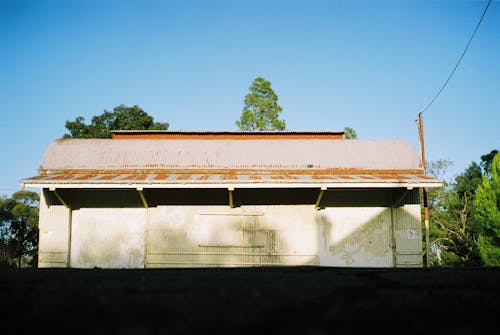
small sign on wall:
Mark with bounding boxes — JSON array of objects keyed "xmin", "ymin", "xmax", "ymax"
[{"xmin": 407, "ymin": 229, "xmax": 416, "ymax": 240}]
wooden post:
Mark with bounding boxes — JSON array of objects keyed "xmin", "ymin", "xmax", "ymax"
[{"xmin": 418, "ymin": 112, "xmax": 431, "ymax": 267}]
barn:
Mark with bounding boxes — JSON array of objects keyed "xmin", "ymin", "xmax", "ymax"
[{"xmin": 21, "ymin": 131, "xmax": 442, "ymax": 268}]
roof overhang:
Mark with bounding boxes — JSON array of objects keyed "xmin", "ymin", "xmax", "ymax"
[{"xmin": 21, "ymin": 172, "xmax": 443, "ymax": 190}]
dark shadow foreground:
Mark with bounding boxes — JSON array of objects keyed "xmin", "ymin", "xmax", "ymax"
[{"xmin": 1, "ymin": 267, "xmax": 498, "ymax": 335}]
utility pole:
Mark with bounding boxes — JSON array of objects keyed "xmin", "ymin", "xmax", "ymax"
[{"xmin": 418, "ymin": 112, "xmax": 430, "ymax": 267}]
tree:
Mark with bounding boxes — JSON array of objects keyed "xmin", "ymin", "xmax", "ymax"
[
  {"xmin": 480, "ymin": 149, "xmax": 499, "ymax": 176},
  {"xmin": 343, "ymin": 127, "xmax": 357, "ymax": 139},
  {"xmin": 473, "ymin": 152, "xmax": 500, "ymax": 266},
  {"xmin": 426, "ymin": 159, "xmax": 481, "ymax": 266},
  {"xmin": 0, "ymin": 191, "xmax": 39, "ymax": 268},
  {"xmin": 236, "ymin": 77, "xmax": 285, "ymax": 131},
  {"xmin": 454, "ymin": 161, "xmax": 483, "ymax": 201},
  {"xmin": 64, "ymin": 104, "xmax": 169, "ymax": 139}
]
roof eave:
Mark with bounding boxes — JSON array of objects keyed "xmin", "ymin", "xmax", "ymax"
[{"xmin": 21, "ymin": 180, "xmax": 443, "ymax": 189}]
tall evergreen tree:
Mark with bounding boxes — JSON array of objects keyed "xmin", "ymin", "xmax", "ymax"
[
  {"xmin": 473, "ymin": 152, "xmax": 500, "ymax": 266},
  {"xmin": 236, "ymin": 77, "xmax": 285, "ymax": 131}
]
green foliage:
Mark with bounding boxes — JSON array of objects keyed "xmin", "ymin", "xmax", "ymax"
[
  {"xmin": 426, "ymin": 150, "xmax": 500, "ymax": 267},
  {"xmin": 426, "ymin": 160, "xmax": 481, "ymax": 266},
  {"xmin": 64, "ymin": 104, "xmax": 169, "ymax": 139},
  {"xmin": 236, "ymin": 77, "xmax": 285, "ymax": 131},
  {"xmin": 343, "ymin": 127, "xmax": 357, "ymax": 139},
  {"xmin": 0, "ymin": 191, "xmax": 40, "ymax": 268},
  {"xmin": 473, "ymin": 152, "xmax": 500, "ymax": 266},
  {"xmin": 454, "ymin": 161, "xmax": 482, "ymax": 200},
  {"xmin": 480, "ymin": 149, "xmax": 499, "ymax": 176}
]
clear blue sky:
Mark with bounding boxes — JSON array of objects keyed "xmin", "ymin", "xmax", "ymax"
[{"xmin": 1, "ymin": 0, "xmax": 499, "ymax": 196}]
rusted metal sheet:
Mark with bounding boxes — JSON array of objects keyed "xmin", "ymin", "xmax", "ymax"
[
  {"xmin": 111, "ymin": 130, "xmax": 345, "ymax": 140},
  {"xmin": 36, "ymin": 138, "xmax": 423, "ymax": 172},
  {"xmin": 22, "ymin": 172, "xmax": 439, "ymax": 187}
]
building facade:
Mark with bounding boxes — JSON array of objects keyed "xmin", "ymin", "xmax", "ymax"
[{"xmin": 22, "ymin": 131, "xmax": 441, "ymax": 268}]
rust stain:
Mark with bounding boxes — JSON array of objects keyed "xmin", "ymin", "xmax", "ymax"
[
  {"xmin": 112, "ymin": 131, "xmax": 345, "ymax": 140},
  {"xmin": 374, "ymin": 175, "xmax": 397, "ymax": 180},
  {"xmin": 153, "ymin": 174, "xmax": 170, "ymax": 180},
  {"xmin": 47, "ymin": 174, "xmax": 74, "ymax": 180},
  {"xmin": 250, "ymin": 175, "xmax": 262, "ymax": 180},
  {"xmin": 222, "ymin": 174, "xmax": 237, "ymax": 180},
  {"xmin": 312, "ymin": 175, "xmax": 333, "ymax": 180},
  {"xmin": 122, "ymin": 174, "xmax": 148, "ymax": 180},
  {"xmin": 26, "ymin": 175, "xmax": 46, "ymax": 180},
  {"xmin": 74, "ymin": 174, "xmax": 97, "ymax": 180},
  {"xmin": 197, "ymin": 175, "xmax": 210, "ymax": 180},
  {"xmin": 47, "ymin": 168, "xmax": 425, "ymax": 176},
  {"xmin": 97, "ymin": 174, "xmax": 121, "ymax": 181},
  {"xmin": 176, "ymin": 174, "xmax": 191, "ymax": 181}
]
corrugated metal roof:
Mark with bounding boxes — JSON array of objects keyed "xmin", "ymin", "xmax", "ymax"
[
  {"xmin": 111, "ymin": 130, "xmax": 345, "ymax": 135},
  {"xmin": 21, "ymin": 172, "xmax": 441, "ymax": 188},
  {"xmin": 21, "ymin": 137, "xmax": 442, "ymax": 189},
  {"xmin": 38, "ymin": 138, "xmax": 423, "ymax": 173},
  {"xmin": 111, "ymin": 130, "xmax": 345, "ymax": 139}
]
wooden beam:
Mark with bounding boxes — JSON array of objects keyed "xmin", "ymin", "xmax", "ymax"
[
  {"xmin": 49, "ymin": 187, "xmax": 68, "ymax": 207},
  {"xmin": 137, "ymin": 188, "xmax": 148, "ymax": 208},
  {"xmin": 228, "ymin": 187, "xmax": 234, "ymax": 208},
  {"xmin": 315, "ymin": 187, "xmax": 327, "ymax": 209},
  {"xmin": 392, "ymin": 189, "xmax": 409, "ymax": 208}
]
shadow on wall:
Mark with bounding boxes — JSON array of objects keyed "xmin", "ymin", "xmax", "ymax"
[
  {"xmin": 42, "ymin": 188, "xmax": 421, "ymax": 268},
  {"xmin": 317, "ymin": 208, "xmax": 393, "ymax": 267}
]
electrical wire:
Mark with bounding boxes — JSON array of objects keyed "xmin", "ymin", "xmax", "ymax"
[{"xmin": 419, "ymin": 0, "xmax": 492, "ymax": 116}]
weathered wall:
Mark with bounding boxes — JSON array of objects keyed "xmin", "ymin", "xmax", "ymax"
[
  {"xmin": 70, "ymin": 190, "xmax": 146, "ymax": 268},
  {"xmin": 146, "ymin": 205, "xmax": 318, "ymax": 268},
  {"xmin": 70, "ymin": 208, "xmax": 146, "ymax": 268},
  {"xmin": 38, "ymin": 190, "xmax": 71, "ymax": 267},
  {"xmin": 392, "ymin": 204, "xmax": 423, "ymax": 267},
  {"xmin": 37, "ymin": 188, "xmax": 423, "ymax": 268},
  {"xmin": 317, "ymin": 208, "xmax": 394, "ymax": 267}
]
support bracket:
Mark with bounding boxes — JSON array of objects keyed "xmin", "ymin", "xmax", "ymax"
[
  {"xmin": 137, "ymin": 187, "xmax": 149, "ymax": 208},
  {"xmin": 228, "ymin": 187, "xmax": 234, "ymax": 208},
  {"xmin": 49, "ymin": 187, "xmax": 69, "ymax": 208},
  {"xmin": 393, "ymin": 188, "xmax": 410, "ymax": 208},
  {"xmin": 315, "ymin": 186, "xmax": 327, "ymax": 209}
]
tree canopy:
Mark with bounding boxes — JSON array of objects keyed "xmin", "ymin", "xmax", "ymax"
[
  {"xmin": 64, "ymin": 104, "xmax": 169, "ymax": 139},
  {"xmin": 236, "ymin": 77, "xmax": 286, "ymax": 131},
  {"xmin": 343, "ymin": 127, "xmax": 357, "ymax": 139},
  {"xmin": 426, "ymin": 149, "xmax": 500, "ymax": 267},
  {"xmin": 0, "ymin": 191, "xmax": 39, "ymax": 267},
  {"xmin": 473, "ymin": 152, "xmax": 500, "ymax": 266}
]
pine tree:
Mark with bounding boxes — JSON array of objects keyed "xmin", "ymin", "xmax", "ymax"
[
  {"xmin": 473, "ymin": 152, "xmax": 500, "ymax": 266},
  {"xmin": 236, "ymin": 77, "xmax": 285, "ymax": 131}
]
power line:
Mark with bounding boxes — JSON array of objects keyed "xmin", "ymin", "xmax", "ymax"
[{"xmin": 419, "ymin": 0, "xmax": 492, "ymax": 116}]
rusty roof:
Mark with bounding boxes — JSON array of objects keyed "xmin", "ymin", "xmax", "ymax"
[
  {"xmin": 22, "ymin": 172, "xmax": 441, "ymax": 189},
  {"xmin": 21, "ymin": 137, "xmax": 442, "ymax": 189},
  {"xmin": 111, "ymin": 130, "xmax": 345, "ymax": 139},
  {"xmin": 37, "ymin": 138, "xmax": 423, "ymax": 173}
]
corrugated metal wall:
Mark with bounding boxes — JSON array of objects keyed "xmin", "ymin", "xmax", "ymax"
[
  {"xmin": 317, "ymin": 208, "xmax": 394, "ymax": 267},
  {"xmin": 145, "ymin": 205, "xmax": 318, "ymax": 268},
  {"xmin": 70, "ymin": 191, "xmax": 146, "ymax": 268},
  {"xmin": 392, "ymin": 193, "xmax": 423, "ymax": 268},
  {"xmin": 37, "ymin": 188, "xmax": 424, "ymax": 268},
  {"xmin": 38, "ymin": 190, "xmax": 71, "ymax": 267}
]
